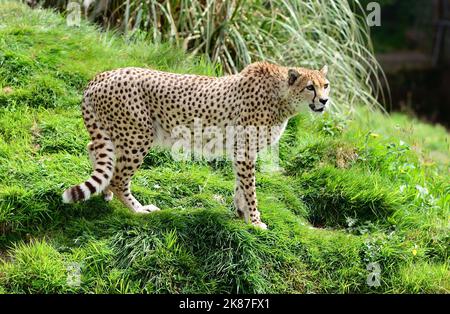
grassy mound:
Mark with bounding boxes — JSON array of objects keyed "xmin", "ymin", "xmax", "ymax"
[
  {"xmin": 0, "ymin": 2, "xmax": 448, "ymax": 293},
  {"xmin": 299, "ymin": 166, "xmax": 401, "ymax": 228}
]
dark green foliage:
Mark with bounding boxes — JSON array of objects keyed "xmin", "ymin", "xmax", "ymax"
[{"xmin": 298, "ymin": 167, "xmax": 401, "ymax": 228}]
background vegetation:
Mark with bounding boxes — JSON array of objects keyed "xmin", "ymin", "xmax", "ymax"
[
  {"xmin": 0, "ymin": 2, "xmax": 448, "ymax": 293},
  {"xmin": 32, "ymin": 0, "xmax": 388, "ymax": 113}
]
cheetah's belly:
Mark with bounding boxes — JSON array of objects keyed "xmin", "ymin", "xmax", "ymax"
[{"xmin": 151, "ymin": 117, "xmax": 237, "ymax": 160}]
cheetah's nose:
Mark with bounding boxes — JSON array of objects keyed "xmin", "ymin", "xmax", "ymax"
[{"xmin": 319, "ymin": 98, "xmax": 328, "ymax": 105}]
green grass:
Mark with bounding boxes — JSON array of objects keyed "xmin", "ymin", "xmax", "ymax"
[{"xmin": 0, "ymin": 2, "xmax": 449, "ymax": 293}]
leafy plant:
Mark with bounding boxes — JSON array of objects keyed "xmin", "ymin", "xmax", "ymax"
[{"xmin": 40, "ymin": 0, "xmax": 388, "ymax": 112}]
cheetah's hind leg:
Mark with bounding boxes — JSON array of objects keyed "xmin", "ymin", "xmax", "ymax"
[
  {"xmin": 234, "ymin": 182, "xmax": 250, "ymax": 223},
  {"xmin": 109, "ymin": 138, "xmax": 160, "ymax": 214},
  {"xmin": 87, "ymin": 142, "xmax": 114, "ymax": 202}
]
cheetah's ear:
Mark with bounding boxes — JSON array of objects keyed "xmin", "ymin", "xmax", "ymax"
[
  {"xmin": 288, "ymin": 69, "xmax": 300, "ymax": 86},
  {"xmin": 320, "ymin": 65, "xmax": 328, "ymax": 76}
]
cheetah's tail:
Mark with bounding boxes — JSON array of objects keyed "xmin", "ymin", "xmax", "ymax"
[{"xmin": 62, "ymin": 103, "xmax": 115, "ymax": 203}]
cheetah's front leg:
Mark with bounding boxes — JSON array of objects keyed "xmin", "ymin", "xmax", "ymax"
[{"xmin": 233, "ymin": 159, "xmax": 267, "ymax": 229}]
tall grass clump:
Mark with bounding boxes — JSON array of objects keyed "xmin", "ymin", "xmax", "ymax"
[
  {"xmin": 37, "ymin": 0, "xmax": 387, "ymax": 112},
  {"xmin": 0, "ymin": 240, "xmax": 77, "ymax": 293}
]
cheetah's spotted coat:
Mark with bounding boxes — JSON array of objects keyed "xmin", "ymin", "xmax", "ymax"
[{"xmin": 62, "ymin": 62, "xmax": 330, "ymax": 229}]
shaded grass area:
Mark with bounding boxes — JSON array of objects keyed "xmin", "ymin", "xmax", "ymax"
[
  {"xmin": 0, "ymin": 2, "xmax": 449, "ymax": 293},
  {"xmin": 298, "ymin": 166, "xmax": 401, "ymax": 228}
]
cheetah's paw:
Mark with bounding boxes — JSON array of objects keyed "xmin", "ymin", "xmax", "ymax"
[
  {"xmin": 136, "ymin": 204, "xmax": 161, "ymax": 214},
  {"xmin": 252, "ymin": 221, "xmax": 268, "ymax": 230},
  {"xmin": 103, "ymin": 191, "xmax": 114, "ymax": 202}
]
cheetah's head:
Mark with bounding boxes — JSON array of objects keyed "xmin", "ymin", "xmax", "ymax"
[{"xmin": 286, "ymin": 65, "xmax": 330, "ymax": 114}]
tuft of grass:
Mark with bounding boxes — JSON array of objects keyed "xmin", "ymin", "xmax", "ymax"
[
  {"xmin": 0, "ymin": 240, "xmax": 77, "ymax": 293},
  {"xmin": 34, "ymin": 109, "xmax": 89, "ymax": 155},
  {"xmin": 298, "ymin": 166, "xmax": 402, "ymax": 229},
  {"xmin": 392, "ymin": 262, "xmax": 449, "ymax": 293}
]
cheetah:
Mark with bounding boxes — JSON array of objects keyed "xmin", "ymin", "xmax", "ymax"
[{"xmin": 62, "ymin": 62, "xmax": 330, "ymax": 229}]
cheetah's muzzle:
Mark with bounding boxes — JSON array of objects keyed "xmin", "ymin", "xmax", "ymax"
[{"xmin": 309, "ymin": 103, "xmax": 325, "ymax": 112}]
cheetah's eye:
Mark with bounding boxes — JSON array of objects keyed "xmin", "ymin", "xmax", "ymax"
[
  {"xmin": 306, "ymin": 85, "xmax": 314, "ymax": 91},
  {"xmin": 324, "ymin": 84, "xmax": 329, "ymax": 89}
]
